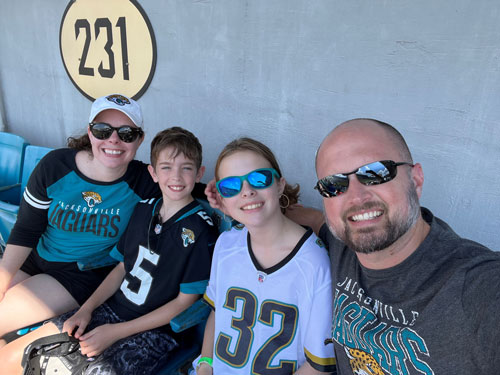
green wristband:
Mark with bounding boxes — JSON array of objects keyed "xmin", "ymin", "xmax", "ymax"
[{"xmin": 197, "ymin": 356, "xmax": 213, "ymax": 368}]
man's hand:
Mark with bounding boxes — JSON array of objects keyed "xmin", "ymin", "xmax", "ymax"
[{"xmin": 79, "ymin": 324, "xmax": 123, "ymax": 357}]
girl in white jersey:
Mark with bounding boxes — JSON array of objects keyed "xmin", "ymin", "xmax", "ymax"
[{"xmin": 198, "ymin": 138, "xmax": 335, "ymax": 374}]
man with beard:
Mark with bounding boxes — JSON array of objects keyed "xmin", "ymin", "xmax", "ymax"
[
  {"xmin": 205, "ymin": 118, "xmax": 500, "ymax": 374},
  {"xmin": 303, "ymin": 118, "xmax": 500, "ymax": 374}
]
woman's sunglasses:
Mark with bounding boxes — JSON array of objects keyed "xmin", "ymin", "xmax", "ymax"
[
  {"xmin": 89, "ymin": 122, "xmax": 144, "ymax": 143},
  {"xmin": 216, "ymin": 168, "xmax": 280, "ymax": 198},
  {"xmin": 314, "ymin": 160, "xmax": 413, "ymax": 198}
]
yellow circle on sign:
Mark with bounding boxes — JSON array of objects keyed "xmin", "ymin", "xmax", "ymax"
[{"xmin": 59, "ymin": 0, "xmax": 156, "ymax": 100}]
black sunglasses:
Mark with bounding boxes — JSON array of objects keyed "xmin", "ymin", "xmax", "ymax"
[
  {"xmin": 89, "ymin": 122, "xmax": 144, "ymax": 143},
  {"xmin": 315, "ymin": 160, "xmax": 414, "ymax": 198}
]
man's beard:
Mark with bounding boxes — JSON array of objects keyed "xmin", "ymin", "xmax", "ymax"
[{"xmin": 327, "ymin": 184, "xmax": 421, "ymax": 254}]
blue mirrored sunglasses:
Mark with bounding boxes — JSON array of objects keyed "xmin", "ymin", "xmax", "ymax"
[
  {"xmin": 314, "ymin": 160, "xmax": 413, "ymax": 198},
  {"xmin": 216, "ymin": 168, "xmax": 280, "ymax": 198}
]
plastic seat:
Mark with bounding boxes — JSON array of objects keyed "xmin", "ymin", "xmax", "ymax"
[
  {"xmin": 0, "ymin": 132, "xmax": 29, "ymax": 204},
  {"xmin": 0, "ymin": 145, "xmax": 53, "ymax": 252}
]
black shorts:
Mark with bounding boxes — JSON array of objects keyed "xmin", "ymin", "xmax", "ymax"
[{"xmin": 20, "ymin": 250, "xmax": 115, "ymax": 305}]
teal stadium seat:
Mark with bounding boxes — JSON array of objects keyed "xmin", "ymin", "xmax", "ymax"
[
  {"xmin": 0, "ymin": 145, "xmax": 53, "ymax": 252},
  {"xmin": 0, "ymin": 132, "xmax": 29, "ymax": 205}
]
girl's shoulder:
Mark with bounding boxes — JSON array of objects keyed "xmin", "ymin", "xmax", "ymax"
[
  {"xmin": 215, "ymin": 224, "xmax": 247, "ymax": 250},
  {"xmin": 295, "ymin": 229, "xmax": 331, "ymax": 266},
  {"xmin": 218, "ymin": 223, "xmax": 246, "ymax": 238}
]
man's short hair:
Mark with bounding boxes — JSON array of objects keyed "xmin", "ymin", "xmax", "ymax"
[
  {"xmin": 316, "ymin": 118, "xmax": 414, "ymax": 168},
  {"xmin": 365, "ymin": 118, "xmax": 413, "ymax": 163}
]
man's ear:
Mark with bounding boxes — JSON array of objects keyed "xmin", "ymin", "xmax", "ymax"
[
  {"xmin": 196, "ymin": 166, "xmax": 206, "ymax": 182},
  {"xmin": 148, "ymin": 164, "xmax": 159, "ymax": 183},
  {"xmin": 411, "ymin": 163, "xmax": 424, "ymax": 198}
]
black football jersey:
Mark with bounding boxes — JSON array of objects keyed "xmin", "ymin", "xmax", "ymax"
[{"xmin": 107, "ymin": 198, "xmax": 217, "ymax": 321}]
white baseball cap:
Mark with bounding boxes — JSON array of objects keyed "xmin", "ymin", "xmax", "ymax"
[{"xmin": 89, "ymin": 94, "xmax": 143, "ymax": 127}]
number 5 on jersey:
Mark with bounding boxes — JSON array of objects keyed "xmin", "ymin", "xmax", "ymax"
[{"xmin": 120, "ymin": 245, "xmax": 159, "ymax": 305}]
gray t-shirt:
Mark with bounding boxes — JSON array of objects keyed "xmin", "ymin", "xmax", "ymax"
[{"xmin": 320, "ymin": 208, "xmax": 500, "ymax": 375}]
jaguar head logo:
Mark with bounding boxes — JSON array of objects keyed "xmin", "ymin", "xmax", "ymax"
[
  {"xmin": 181, "ymin": 227, "xmax": 195, "ymax": 247},
  {"xmin": 345, "ymin": 346, "xmax": 385, "ymax": 375},
  {"xmin": 82, "ymin": 191, "xmax": 103, "ymax": 208},
  {"xmin": 106, "ymin": 94, "xmax": 130, "ymax": 106}
]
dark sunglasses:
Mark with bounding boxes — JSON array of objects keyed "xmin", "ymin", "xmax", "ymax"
[
  {"xmin": 89, "ymin": 122, "xmax": 144, "ymax": 143},
  {"xmin": 315, "ymin": 160, "xmax": 414, "ymax": 198},
  {"xmin": 216, "ymin": 168, "xmax": 280, "ymax": 198}
]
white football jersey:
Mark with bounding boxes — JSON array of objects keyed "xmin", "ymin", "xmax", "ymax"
[{"xmin": 204, "ymin": 225, "xmax": 336, "ymax": 373}]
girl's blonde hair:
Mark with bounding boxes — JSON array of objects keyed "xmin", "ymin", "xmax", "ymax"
[{"xmin": 215, "ymin": 137, "xmax": 300, "ymax": 212}]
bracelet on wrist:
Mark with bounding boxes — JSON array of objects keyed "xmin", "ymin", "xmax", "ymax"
[{"xmin": 196, "ymin": 356, "xmax": 213, "ymax": 369}]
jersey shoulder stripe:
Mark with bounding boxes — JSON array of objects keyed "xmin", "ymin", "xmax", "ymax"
[
  {"xmin": 305, "ymin": 347, "xmax": 337, "ymax": 372},
  {"xmin": 23, "ymin": 189, "xmax": 51, "ymax": 209}
]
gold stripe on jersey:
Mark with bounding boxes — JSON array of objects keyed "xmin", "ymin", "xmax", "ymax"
[
  {"xmin": 304, "ymin": 346, "xmax": 337, "ymax": 368},
  {"xmin": 203, "ymin": 293, "xmax": 215, "ymax": 308}
]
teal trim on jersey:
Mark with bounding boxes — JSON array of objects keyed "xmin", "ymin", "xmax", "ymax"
[
  {"xmin": 180, "ymin": 279, "xmax": 208, "ymax": 294},
  {"xmin": 77, "ymin": 254, "xmax": 117, "ymax": 271},
  {"xmin": 176, "ymin": 204, "xmax": 202, "ymax": 222},
  {"xmin": 151, "ymin": 198, "xmax": 162, "ymax": 217},
  {"xmin": 109, "ymin": 246, "xmax": 124, "ymax": 263}
]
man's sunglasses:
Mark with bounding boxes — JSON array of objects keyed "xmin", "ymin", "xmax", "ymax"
[
  {"xmin": 315, "ymin": 160, "xmax": 413, "ymax": 198},
  {"xmin": 216, "ymin": 168, "xmax": 280, "ymax": 198},
  {"xmin": 89, "ymin": 122, "xmax": 144, "ymax": 143}
]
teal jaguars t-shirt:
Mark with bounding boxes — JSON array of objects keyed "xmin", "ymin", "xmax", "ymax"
[{"xmin": 9, "ymin": 148, "xmax": 160, "ymax": 269}]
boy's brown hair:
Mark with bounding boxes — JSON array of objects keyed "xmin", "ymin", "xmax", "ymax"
[{"xmin": 150, "ymin": 127, "xmax": 203, "ymax": 169}]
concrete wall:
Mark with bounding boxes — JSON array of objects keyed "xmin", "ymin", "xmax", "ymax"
[{"xmin": 0, "ymin": 0, "xmax": 499, "ymax": 250}]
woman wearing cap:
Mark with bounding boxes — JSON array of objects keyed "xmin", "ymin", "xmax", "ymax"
[{"xmin": 0, "ymin": 94, "xmax": 161, "ymax": 346}]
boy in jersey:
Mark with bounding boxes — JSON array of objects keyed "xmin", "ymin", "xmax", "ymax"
[{"xmin": 1, "ymin": 127, "xmax": 218, "ymax": 374}]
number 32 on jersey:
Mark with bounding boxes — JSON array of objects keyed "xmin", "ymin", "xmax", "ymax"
[{"xmin": 216, "ymin": 287, "xmax": 299, "ymax": 374}]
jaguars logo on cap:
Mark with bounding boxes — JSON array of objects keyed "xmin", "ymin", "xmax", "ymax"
[
  {"xmin": 181, "ymin": 228, "xmax": 195, "ymax": 247},
  {"xmin": 106, "ymin": 94, "xmax": 131, "ymax": 106}
]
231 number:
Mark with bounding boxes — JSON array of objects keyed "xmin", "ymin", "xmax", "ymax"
[{"xmin": 75, "ymin": 17, "xmax": 129, "ymax": 80}]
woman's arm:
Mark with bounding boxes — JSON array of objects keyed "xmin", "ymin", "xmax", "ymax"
[
  {"xmin": 78, "ymin": 291, "xmax": 199, "ymax": 357},
  {"xmin": 0, "ymin": 244, "xmax": 32, "ymax": 302}
]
